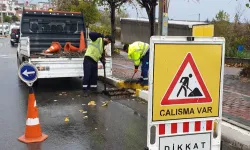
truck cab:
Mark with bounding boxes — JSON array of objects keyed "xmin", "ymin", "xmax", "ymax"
[{"xmin": 17, "ymin": 9, "xmax": 112, "ymax": 79}]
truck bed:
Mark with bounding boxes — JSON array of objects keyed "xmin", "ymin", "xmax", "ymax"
[{"xmin": 30, "ymin": 57, "xmax": 112, "ymax": 78}]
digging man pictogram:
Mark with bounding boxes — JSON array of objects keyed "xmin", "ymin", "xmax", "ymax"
[
  {"xmin": 177, "ymin": 73, "xmax": 203, "ymax": 97},
  {"xmin": 177, "ymin": 74, "xmax": 192, "ymax": 97}
]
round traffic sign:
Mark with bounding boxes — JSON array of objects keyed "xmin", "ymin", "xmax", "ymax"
[{"xmin": 18, "ymin": 62, "xmax": 38, "ymax": 86}]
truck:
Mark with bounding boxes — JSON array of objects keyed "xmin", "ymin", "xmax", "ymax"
[{"xmin": 17, "ymin": 9, "xmax": 112, "ymax": 82}]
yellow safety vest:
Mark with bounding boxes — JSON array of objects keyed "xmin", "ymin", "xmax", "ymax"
[
  {"xmin": 128, "ymin": 41, "xmax": 149, "ymax": 66},
  {"xmin": 85, "ymin": 38, "xmax": 103, "ymax": 62}
]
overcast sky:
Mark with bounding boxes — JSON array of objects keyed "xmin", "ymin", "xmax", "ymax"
[
  {"xmin": 125, "ymin": 0, "xmax": 250, "ymax": 22},
  {"xmin": 26, "ymin": 0, "xmax": 250, "ymax": 22}
]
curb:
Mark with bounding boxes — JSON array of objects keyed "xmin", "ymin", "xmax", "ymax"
[
  {"xmin": 99, "ymin": 76, "xmax": 148, "ymax": 90},
  {"xmin": 103, "ymin": 76, "xmax": 250, "ymax": 150}
]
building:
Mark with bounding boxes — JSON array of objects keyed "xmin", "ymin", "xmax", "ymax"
[
  {"xmin": 120, "ymin": 18, "xmax": 208, "ymax": 43},
  {"xmin": 38, "ymin": 2, "xmax": 56, "ymax": 10},
  {"xmin": 0, "ymin": 0, "xmax": 20, "ymax": 16}
]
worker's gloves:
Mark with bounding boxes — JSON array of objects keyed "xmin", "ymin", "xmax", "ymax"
[{"xmin": 134, "ymin": 65, "xmax": 139, "ymax": 73}]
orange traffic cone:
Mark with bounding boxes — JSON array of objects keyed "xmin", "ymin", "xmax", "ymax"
[
  {"xmin": 18, "ymin": 87, "xmax": 48, "ymax": 143},
  {"xmin": 64, "ymin": 42, "xmax": 79, "ymax": 52},
  {"xmin": 79, "ymin": 31, "xmax": 86, "ymax": 52},
  {"xmin": 44, "ymin": 42, "xmax": 62, "ymax": 53}
]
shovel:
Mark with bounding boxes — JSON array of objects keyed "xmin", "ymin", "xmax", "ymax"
[
  {"xmin": 103, "ymin": 61, "xmax": 107, "ymax": 93},
  {"xmin": 128, "ymin": 72, "xmax": 136, "ymax": 85}
]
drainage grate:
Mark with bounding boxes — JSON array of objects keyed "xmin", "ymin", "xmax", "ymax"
[{"xmin": 102, "ymin": 88, "xmax": 134, "ymax": 98}]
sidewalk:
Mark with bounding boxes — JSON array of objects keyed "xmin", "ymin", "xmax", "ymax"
[{"xmin": 112, "ymin": 52, "xmax": 250, "ymax": 128}]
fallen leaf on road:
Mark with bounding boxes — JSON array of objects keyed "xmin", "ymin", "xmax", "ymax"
[
  {"xmin": 102, "ymin": 102, "xmax": 108, "ymax": 107},
  {"xmin": 95, "ymin": 128, "xmax": 97, "ymax": 130},
  {"xmin": 88, "ymin": 101, "xmax": 96, "ymax": 106},
  {"xmin": 59, "ymin": 94, "xmax": 62, "ymax": 96},
  {"xmin": 79, "ymin": 110, "xmax": 83, "ymax": 112},
  {"xmin": 82, "ymin": 104, "xmax": 86, "ymax": 106},
  {"xmin": 64, "ymin": 117, "xmax": 69, "ymax": 122},
  {"xmin": 72, "ymin": 98, "xmax": 74, "ymax": 100},
  {"xmin": 54, "ymin": 100, "xmax": 57, "ymax": 102},
  {"xmin": 83, "ymin": 111, "xmax": 87, "ymax": 114},
  {"xmin": 78, "ymin": 95, "xmax": 80, "ymax": 97},
  {"xmin": 83, "ymin": 116, "xmax": 88, "ymax": 119}
]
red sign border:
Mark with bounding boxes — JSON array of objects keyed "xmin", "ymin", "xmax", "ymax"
[{"xmin": 161, "ymin": 53, "xmax": 212, "ymax": 105}]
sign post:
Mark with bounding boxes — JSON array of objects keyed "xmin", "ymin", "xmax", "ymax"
[
  {"xmin": 18, "ymin": 62, "xmax": 38, "ymax": 87},
  {"xmin": 147, "ymin": 36, "xmax": 225, "ymax": 150}
]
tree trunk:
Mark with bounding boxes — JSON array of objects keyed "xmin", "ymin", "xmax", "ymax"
[
  {"xmin": 110, "ymin": 3, "xmax": 116, "ymax": 52},
  {"xmin": 148, "ymin": 6, "xmax": 156, "ymax": 36}
]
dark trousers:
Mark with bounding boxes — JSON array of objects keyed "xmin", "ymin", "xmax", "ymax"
[
  {"xmin": 140, "ymin": 49, "xmax": 149, "ymax": 85},
  {"xmin": 82, "ymin": 56, "xmax": 98, "ymax": 91}
]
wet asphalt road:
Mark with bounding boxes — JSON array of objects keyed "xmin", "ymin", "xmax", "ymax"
[{"xmin": 0, "ymin": 38, "xmax": 238, "ymax": 150}]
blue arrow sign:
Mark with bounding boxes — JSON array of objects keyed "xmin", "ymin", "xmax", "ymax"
[{"xmin": 18, "ymin": 63, "xmax": 38, "ymax": 86}]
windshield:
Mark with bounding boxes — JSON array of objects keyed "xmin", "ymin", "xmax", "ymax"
[{"xmin": 21, "ymin": 16, "xmax": 84, "ymax": 34}]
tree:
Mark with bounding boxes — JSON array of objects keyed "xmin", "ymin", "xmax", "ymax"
[
  {"xmin": 212, "ymin": 11, "xmax": 232, "ymax": 51},
  {"xmin": 135, "ymin": 0, "xmax": 200, "ymax": 36},
  {"xmin": 98, "ymin": 8, "xmax": 128, "ymax": 28},
  {"xmin": 57, "ymin": 0, "xmax": 79, "ymax": 11},
  {"xmin": 135, "ymin": 0, "xmax": 157, "ymax": 36},
  {"xmin": 214, "ymin": 10, "xmax": 230, "ymax": 22},
  {"xmin": 95, "ymin": 0, "xmax": 130, "ymax": 52},
  {"xmin": 71, "ymin": 1, "xmax": 101, "ymax": 27},
  {"xmin": 3, "ymin": 16, "xmax": 11, "ymax": 23},
  {"xmin": 11, "ymin": 15, "xmax": 19, "ymax": 22}
]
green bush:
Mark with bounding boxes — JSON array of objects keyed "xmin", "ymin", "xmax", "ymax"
[
  {"xmin": 226, "ymin": 49, "xmax": 250, "ymax": 58},
  {"xmin": 89, "ymin": 25, "xmax": 111, "ymax": 35}
]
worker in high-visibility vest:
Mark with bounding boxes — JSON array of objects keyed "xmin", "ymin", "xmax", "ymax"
[
  {"xmin": 123, "ymin": 41, "xmax": 150, "ymax": 86},
  {"xmin": 83, "ymin": 32, "xmax": 112, "ymax": 97}
]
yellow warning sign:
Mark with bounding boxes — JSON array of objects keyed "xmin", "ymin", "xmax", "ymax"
[
  {"xmin": 192, "ymin": 24, "xmax": 214, "ymax": 37},
  {"xmin": 152, "ymin": 44, "xmax": 223, "ymax": 121}
]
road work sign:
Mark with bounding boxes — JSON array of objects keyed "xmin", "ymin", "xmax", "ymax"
[
  {"xmin": 147, "ymin": 36, "xmax": 225, "ymax": 150},
  {"xmin": 150, "ymin": 38, "xmax": 224, "ymax": 121},
  {"xmin": 18, "ymin": 62, "xmax": 38, "ymax": 86}
]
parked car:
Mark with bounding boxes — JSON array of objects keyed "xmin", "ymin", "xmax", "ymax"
[{"xmin": 10, "ymin": 27, "xmax": 20, "ymax": 46}]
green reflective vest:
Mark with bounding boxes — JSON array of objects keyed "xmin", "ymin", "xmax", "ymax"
[
  {"xmin": 85, "ymin": 38, "xmax": 103, "ymax": 62},
  {"xmin": 128, "ymin": 41, "xmax": 149, "ymax": 66}
]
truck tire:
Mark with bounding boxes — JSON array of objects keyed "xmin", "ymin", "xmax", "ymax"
[
  {"xmin": 17, "ymin": 53, "xmax": 21, "ymax": 67},
  {"xmin": 11, "ymin": 41, "xmax": 14, "ymax": 47},
  {"xmin": 33, "ymin": 80, "xmax": 39, "ymax": 88}
]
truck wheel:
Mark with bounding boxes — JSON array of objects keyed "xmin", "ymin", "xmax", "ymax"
[
  {"xmin": 33, "ymin": 80, "xmax": 39, "ymax": 88},
  {"xmin": 11, "ymin": 41, "xmax": 14, "ymax": 47},
  {"xmin": 17, "ymin": 53, "xmax": 21, "ymax": 67}
]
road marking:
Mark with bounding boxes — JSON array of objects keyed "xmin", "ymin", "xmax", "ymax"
[{"xmin": 0, "ymin": 54, "xmax": 15, "ymax": 59}]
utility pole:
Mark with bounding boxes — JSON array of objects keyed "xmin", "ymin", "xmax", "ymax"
[
  {"xmin": 1, "ymin": 0, "xmax": 3, "ymax": 36},
  {"xmin": 158, "ymin": 0, "xmax": 170, "ymax": 36},
  {"xmin": 48, "ymin": 0, "xmax": 51, "ymax": 9},
  {"xmin": 198, "ymin": 13, "xmax": 200, "ymax": 21},
  {"xmin": 157, "ymin": 0, "xmax": 163, "ymax": 35}
]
